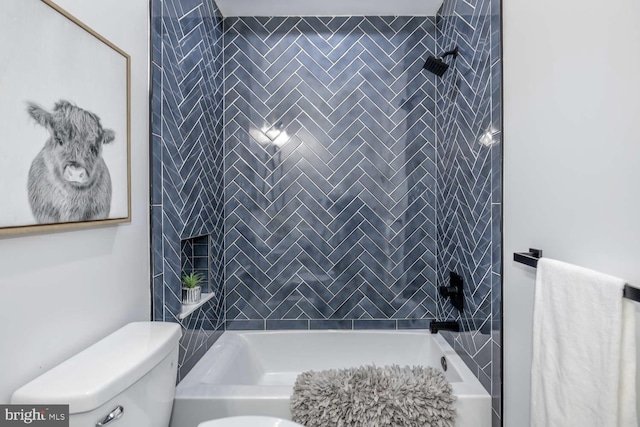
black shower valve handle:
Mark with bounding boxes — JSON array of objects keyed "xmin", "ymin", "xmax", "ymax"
[
  {"xmin": 439, "ymin": 271, "xmax": 464, "ymax": 313},
  {"xmin": 439, "ymin": 285, "xmax": 459, "ymax": 297}
]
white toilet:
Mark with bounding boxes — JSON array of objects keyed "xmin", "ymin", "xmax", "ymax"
[{"xmin": 11, "ymin": 322, "xmax": 303, "ymax": 427}]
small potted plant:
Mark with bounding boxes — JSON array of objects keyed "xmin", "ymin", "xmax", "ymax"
[{"xmin": 181, "ymin": 272, "xmax": 203, "ymax": 305}]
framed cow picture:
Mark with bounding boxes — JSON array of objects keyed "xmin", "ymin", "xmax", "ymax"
[{"xmin": 0, "ymin": 0, "xmax": 131, "ymax": 235}]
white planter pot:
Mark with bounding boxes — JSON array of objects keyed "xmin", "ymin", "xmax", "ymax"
[{"xmin": 182, "ymin": 286, "xmax": 201, "ymax": 305}]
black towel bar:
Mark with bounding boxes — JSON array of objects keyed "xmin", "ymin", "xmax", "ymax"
[{"xmin": 513, "ymin": 248, "xmax": 640, "ymax": 303}]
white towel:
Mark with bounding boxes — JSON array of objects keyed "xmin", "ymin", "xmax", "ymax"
[{"xmin": 531, "ymin": 258, "xmax": 637, "ymax": 427}]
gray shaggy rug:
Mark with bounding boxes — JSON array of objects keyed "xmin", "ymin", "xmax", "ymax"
[{"xmin": 290, "ymin": 365, "xmax": 456, "ymax": 427}]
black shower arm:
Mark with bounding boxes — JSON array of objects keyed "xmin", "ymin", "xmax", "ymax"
[{"xmin": 441, "ymin": 47, "xmax": 459, "ymax": 59}]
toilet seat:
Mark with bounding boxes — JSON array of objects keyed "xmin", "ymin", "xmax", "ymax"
[{"xmin": 197, "ymin": 416, "xmax": 305, "ymax": 427}]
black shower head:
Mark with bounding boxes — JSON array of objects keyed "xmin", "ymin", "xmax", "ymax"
[
  {"xmin": 423, "ymin": 56, "xmax": 450, "ymax": 77},
  {"xmin": 423, "ymin": 47, "xmax": 459, "ymax": 77}
]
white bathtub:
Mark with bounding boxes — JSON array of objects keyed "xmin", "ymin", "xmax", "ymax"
[{"xmin": 171, "ymin": 330, "xmax": 491, "ymax": 427}]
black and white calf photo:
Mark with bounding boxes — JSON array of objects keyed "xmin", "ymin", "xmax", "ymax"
[
  {"xmin": 27, "ymin": 100, "xmax": 115, "ymax": 223},
  {"xmin": 0, "ymin": 0, "xmax": 130, "ymax": 234}
]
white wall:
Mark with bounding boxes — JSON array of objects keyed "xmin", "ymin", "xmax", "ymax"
[
  {"xmin": 0, "ymin": 0, "xmax": 150, "ymax": 403},
  {"xmin": 503, "ymin": 0, "xmax": 640, "ymax": 424}
]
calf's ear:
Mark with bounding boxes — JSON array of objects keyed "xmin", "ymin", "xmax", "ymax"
[
  {"xmin": 27, "ymin": 102, "xmax": 53, "ymax": 130},
  {"xmin": 102, "ymin": 129, "xmax": 116, "ymax": 144}
]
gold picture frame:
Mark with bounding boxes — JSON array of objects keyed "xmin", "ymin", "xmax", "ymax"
[{"xmin": 0, "ymin": 0, "xmax": 131, "ymax": 235}]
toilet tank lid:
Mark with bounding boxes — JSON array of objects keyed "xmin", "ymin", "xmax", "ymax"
[{"xmin": 11, "ymin": 322, "xmax": 182, "ymax": 414}]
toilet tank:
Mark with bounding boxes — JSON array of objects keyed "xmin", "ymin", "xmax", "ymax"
[{"xmin": 12, "ymin": 322, "xmax": 182, "ymax": 427}]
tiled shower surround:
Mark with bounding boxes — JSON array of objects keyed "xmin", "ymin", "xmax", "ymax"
[
  {"xmin": 151, "ymin": 0, "xmax": 501, "ymax": 420},
  {"xmin": 224, "ymin": 17, "xmax": 439, "ymax": 329},
  {"xmin": 151, "ymin": 0, "xmax": 225, "ymax": 380},
  {"xmin": 436, "ymin": 0, "xmax": 502, "ymax": 422}
]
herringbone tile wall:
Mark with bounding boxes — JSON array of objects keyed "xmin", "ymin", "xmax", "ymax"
[
  {"xmin": 224, "ymin": 17, "xmax": 440, "ymax": 329},
  {"xmin": 436, "ymin": 0, "xmax": 502, "ymax": 422},
  {"xmin": 151, "ymin": 0, "xmax": 226, "ymax": 380},
  {"xmin": 151, "ymin": 1, "xmax": 502, "ymax": 416}
]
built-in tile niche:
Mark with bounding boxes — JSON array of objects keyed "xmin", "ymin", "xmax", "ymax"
[{"xmin": 181, "ymin": 235, "xmax": 210, "ymax": 292}]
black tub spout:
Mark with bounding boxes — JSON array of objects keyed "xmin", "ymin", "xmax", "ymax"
[{"xmin": 429, "ymin": 321, "xmax": 460, "ymax": 334}]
